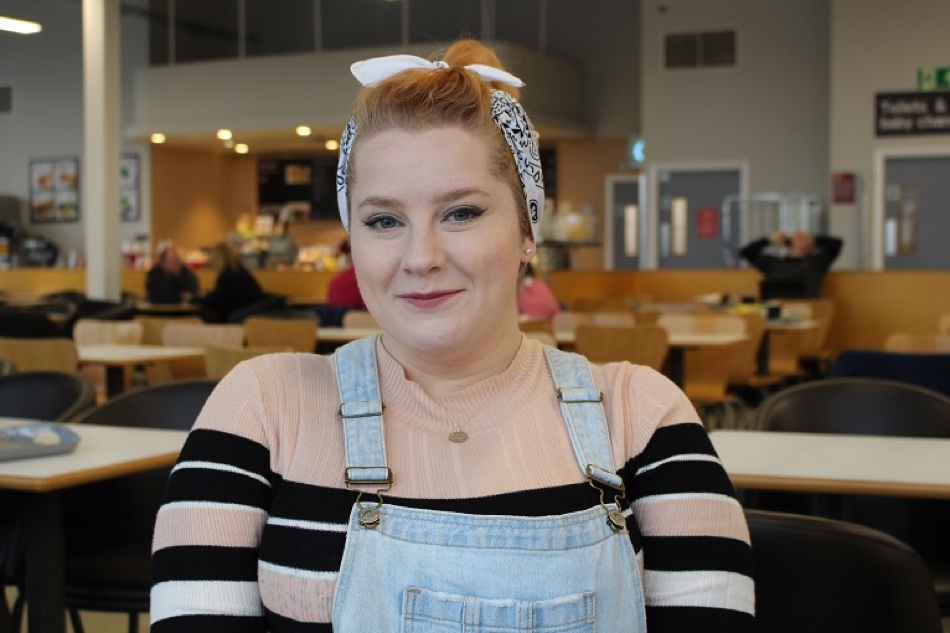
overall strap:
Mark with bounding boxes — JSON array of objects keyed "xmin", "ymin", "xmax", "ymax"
[
  {"xmin": 543, "ymin": 345, "xmax": 624, "ymax": 491},
  {"xmin": 334, "ymin": 335, "xmax": 392, "ymax": 489}
]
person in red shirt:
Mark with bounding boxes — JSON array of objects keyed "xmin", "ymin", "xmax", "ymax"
[
  {"xmin": 518, "ymin": 263, "xmax": 560, "ymax": 324},
  {"xmin": 326, "ymin": 239, "xmax": 365, "ymax": 309}
]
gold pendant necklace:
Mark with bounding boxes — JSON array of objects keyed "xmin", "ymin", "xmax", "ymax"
[{"xmin": 448, "ymin": 426, "xmax": 469, "ymax": 443}]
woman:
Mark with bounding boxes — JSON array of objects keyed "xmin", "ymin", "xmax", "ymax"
[
  {"xmin": 199, "ymin": 241, "xmax": 265, "ymax": 322},
  {"xmin": 518, "ymin": 262, "xmax": 561, "ymax": 324},
  {"xmin": 151, "ymin": 40, "xmax": 754, "ymax": 632}
]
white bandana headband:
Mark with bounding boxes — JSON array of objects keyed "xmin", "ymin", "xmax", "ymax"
[{"xmin": 336, "ymin": 54, "xmax": 545, "ymax": 244}]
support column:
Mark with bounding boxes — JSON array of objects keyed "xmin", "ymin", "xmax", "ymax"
[{"xmin": 82, "ymin": 0, "xmax": 122, "ymax": 300}]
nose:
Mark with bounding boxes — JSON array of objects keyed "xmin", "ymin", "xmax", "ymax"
[{"xmin": 401, "ymin": 224, "xmax": 445, "ymax": 275}]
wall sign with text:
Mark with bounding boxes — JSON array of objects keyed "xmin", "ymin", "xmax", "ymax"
[{"xmin": 876, "ymin": 91, "xmax": 950, "ymax": 136}]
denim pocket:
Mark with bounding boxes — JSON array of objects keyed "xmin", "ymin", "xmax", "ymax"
[{"xmin": 401, "ymin": 586, "xmax": 595, "ymax": 633}]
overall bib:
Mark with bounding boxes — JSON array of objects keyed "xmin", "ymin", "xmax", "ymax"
[{"xmin": 332, "ymin": 337, "xmax": 647, "ymax": 632}]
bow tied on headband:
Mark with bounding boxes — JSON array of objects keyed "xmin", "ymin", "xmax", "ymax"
[{"xmin": 350, "ymin": 54, "xmax": 525, "ymax": 88}]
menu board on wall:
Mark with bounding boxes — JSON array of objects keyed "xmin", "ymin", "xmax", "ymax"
[
  {"xmin": 29, "ymin": 157, "xmax": 80, "ymax": 223},
  {"xmin": 258, "ymin": 156, "xmax": 338, "ymax": 222}
]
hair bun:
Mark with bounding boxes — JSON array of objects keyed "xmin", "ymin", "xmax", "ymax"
[{"xmin": 442, "ymin": 39, "xmax": 504, "ymax": 71}]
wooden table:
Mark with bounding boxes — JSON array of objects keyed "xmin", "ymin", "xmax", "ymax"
[
  {"xmin": 77, "ymin": 344, "xmax": 206, "ymax": 397},
  {"xmin": 133, "ymin": 301, "xmax": 202, "ymax": 317},
  {"xmin": 710, "ymin": 429, "xmax": 950, "ymax": 499},
  {"xmin": 0, "ymin": 419, "xmax": 188, "ymax": 633}
]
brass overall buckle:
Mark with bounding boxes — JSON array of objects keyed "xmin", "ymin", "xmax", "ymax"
[
  {"xmin": 586, "ymin": 464, "xmax": 627, "ymax": 532},
  {"xmin": 345, "ymin": 467, "xmax": 393, "ymax": 529}
]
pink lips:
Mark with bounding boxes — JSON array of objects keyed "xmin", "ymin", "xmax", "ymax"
[{"xmin": 399, "ymin": 290, "xmax": 462, "ymax": 309}]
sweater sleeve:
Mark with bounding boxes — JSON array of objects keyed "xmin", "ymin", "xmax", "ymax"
[
  {"xmin": 738, "ymin": 237, "xmax": 770, "ymax": 271},
  {"xmin": 618, "ymin": 367, "xmax": 755, "ymax": 631},
  {"xmin": 150, "ymin": 360, "xmax": 277, "ymax": 633}
]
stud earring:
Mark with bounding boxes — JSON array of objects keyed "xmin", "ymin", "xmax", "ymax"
[{"xmin": 524, "ymin": 247, "xmax": 533, "ymax": 255}]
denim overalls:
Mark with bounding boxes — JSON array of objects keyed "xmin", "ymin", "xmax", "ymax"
[{"xmin": 332, "ymin": 336, "xmax": 647, "ymax": 632}]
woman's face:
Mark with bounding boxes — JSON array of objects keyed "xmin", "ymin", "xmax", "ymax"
[{"xmin": 348, "ymin": 126, "xmax": 533, "ymax": 358}]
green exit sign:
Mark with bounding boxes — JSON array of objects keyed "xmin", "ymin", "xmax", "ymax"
[{"xmin": 918, "ymin": 67, "xmax": 950, "ymax": 90}]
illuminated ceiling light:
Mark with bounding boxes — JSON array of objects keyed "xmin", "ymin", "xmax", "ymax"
[
  {"xmin": 216, "ymin": 128, "xmax": 233, "ymax": 140},
  {"xmin": 0, "ymin": 16, "xmax": 42, "ymax": 34},
  {"xmin": 325, "ymin": 139, "xmax": 340, "ymax": 151},
  {"xmin": 150, "ymin": 132, "xmax": 166, "ymax": 144},
  {"xmin": 295, "ymin": 125, "xmax": 312, "ymax": 137},
  {"xmin": 234, "ymin": 143, "xmax": 249, "ymax": 154}
]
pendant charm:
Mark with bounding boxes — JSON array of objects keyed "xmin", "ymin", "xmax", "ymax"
[{"xmin": 448, "ymin": 429, "xmax": 469, "ymax": 443}]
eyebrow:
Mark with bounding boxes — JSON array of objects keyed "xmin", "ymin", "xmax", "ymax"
[{"xmin": 356, "ymin": 187, "xmax": 490, "ymax": 212}]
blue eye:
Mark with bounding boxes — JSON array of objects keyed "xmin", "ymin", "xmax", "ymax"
[
  {"xmin": 445, "ymin": 206, "xmax": 485, "ymax": 223},
  {"xmin": 364, "ymin": 215, "xmax": 401, "ymax": 231}
]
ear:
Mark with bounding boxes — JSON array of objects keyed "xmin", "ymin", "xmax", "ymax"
[{"xmin": 520, "ymin": 237, "xmax": 536, "ymax": 264}]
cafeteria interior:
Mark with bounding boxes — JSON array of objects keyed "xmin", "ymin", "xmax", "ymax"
[{"xmin": 3, "ymin": 0, "xmax": 950, "ymax": 631}]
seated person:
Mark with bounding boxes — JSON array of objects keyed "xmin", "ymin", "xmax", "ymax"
[
  {"xmin": 326, "ymin": 240, "xmax": 365, "ymax": 309},
  {"xmin": 739, "ymin": 230, "xmax": 842, "ymax": 299},
  {"xmin": 200, "ymin": 241, "xmax": 265, "ymax": 322},
  {"xmin": 518, "ymin": 263, "xmax": 560, "ymax": 324},
  {"xmin": 145, "ymin": 242, "xmax": 200, "ymax": 304}
]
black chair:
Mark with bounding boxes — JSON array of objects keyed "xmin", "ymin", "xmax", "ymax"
[
  {"xmin": 751, "ymin": 378, "xmax": 950, "ymax": 616},
  {"xmin": 224, "ymin": 293, "xmax": 287, "ymax": 323},
  {"xmin": 0, "ymin": 372, "xmax": 96, "ymax": 633},
  {"xmin": 61, "ymin": 379, "xmax": 219, "ymax": 633},
  {"xmin": 747, "ymin": 509, "xmax": 942, "ymax": 633},
  {"xmin": 0, "ymin": 309, "xmax": 65, "ymax": 338},
  {"xmin": 0, "ymin": 371, "xmax": 95, "ymax": 423},
  {"xmin": 828, "ymin": 348, "xmax": 950, "ymax": 398}
]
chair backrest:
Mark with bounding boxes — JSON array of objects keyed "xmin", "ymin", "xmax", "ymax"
[
  {"xmin": 73, "ymin": 318, "xmax": 144, "ymax": 345},
  {"xmin": 161, "ymin": 322, "xmax": 245, "ymax": 347},
  {"xmin": 747, "ymin": 509, "xmax": 943, "ymax": 633},
  {"xmin": 0, "ymin": 371, "xmax": 96, "ymax": 421},
  {"xmin": 243, "ymin": 316, "xmax": 317, "ymax": 353},
  {"xmin": 205, "ymin": 344, "xmax": 292, "ymax": 379},
  {"xmin": 134, "ymin": 315, "xmax": 203, "ymax": 345},
  {"xmin": 574, "ymin": 324, "xmax": 669, "ymax": 371},
  {"xmin": 0, "ymin": 308, "xmax": 64, "ymax": 338},
  {"xmin": 884, "ymin": 332, "xmax": 950, "ymax": 352},
  {"xmin": 754, "ymin": 377, "xmax": 950, "ymax": 436},
  {"xmin": 0, "ymin": 337, "xmax": 79, "ymax": 373},
  {"xmin": 342, "ymin": 310, "xmax": 379, "ymax": 329},
  {"xmin": 68, "ymin": 378, "xmax": 218, "ymax": 429},
  {"xmin": 939, "ymin": 312, "xmax": 950, "ymax": 335},
  {"xmin": 518, "ymin": 318, "xmax": 553, "ymax": 334},
  {"xmin": 728, "ymin": 312, "xmax": 766, "ymax": 380},
  {"xmin": 522, "ymin": 331, "xmax": 557, "ymax": 347},
  {"xmin": 63, "ymin": 379, "xmax": 219, "ymax": 556},
  {"xmin": 782, "ymin": 298, "xmax": 835, "ymax": 356},
  {"xmin": 828, "ymin": 349, "xmax": 950, "ymax": 398}
]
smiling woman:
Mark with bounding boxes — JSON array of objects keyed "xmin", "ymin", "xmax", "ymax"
[{"xmin": 150, "ymin": 39, "xmax": 754, "ymax": 633}]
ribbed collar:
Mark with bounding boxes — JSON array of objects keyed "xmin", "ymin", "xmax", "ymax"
[{"xmin": 373, "ymin": 336, "xmax": 548, "ymax": 437}]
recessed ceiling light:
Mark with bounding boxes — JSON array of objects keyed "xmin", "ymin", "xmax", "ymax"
[
  {"xmin": 295, "ymin": 125, "xmax": 312, "ymax": 137},
  {"xmin": 0, "ymin": 16, "xmax": 42, "ymax": 34},
  {"xmin": 216, "ymin": 129, "xmax": 233, "ymax": 140},
  {"xmin": 150, "ymin": 132, "xmax": 166, "ymax": 144},
  {"xmin": 325, "ymin": 139, "xmax": 340, "ymax": 151},
  {"xmin": 234, "ymin": 143, "xmax": 249, "ymax": 154}
]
